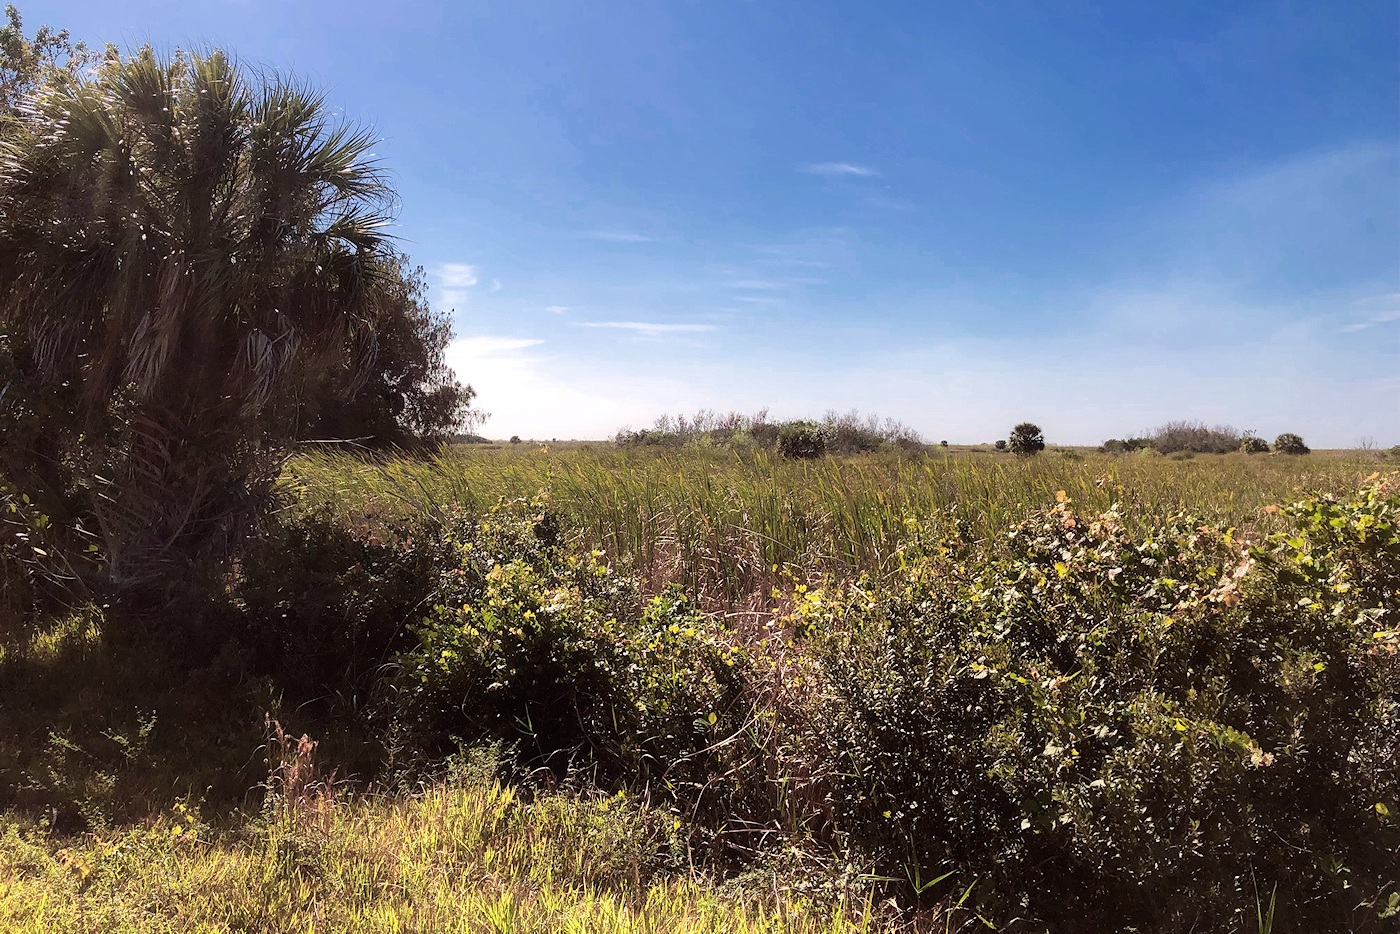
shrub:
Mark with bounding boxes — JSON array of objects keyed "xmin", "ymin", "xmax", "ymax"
[
  {"xmin": 614, "ymin": 409, "xmax": 919, "ymax": 456},
  {"xmin": 1275, "ymin": 432, "xmax": 1310, "ymax": 455},
  {"xmin": 1007, "ymin": 423, "xmax": 1045, "ymax": 457},
  {"xmin": 994, "ymin": 439, "xmax": 1007, "ymax": 451},
  {"xmin": 236, "ymin": 508, "xmax": 446, "ymax": 725},
  {"xmin": 778, "ymin": 422, "xmax": 828, "ymax": 459},
  {"xmin": 1099, "ymin": 438, "xmax": 1152, "ymax": 454},
  {"xmin": 801, "ymin": 480, "xmax": 1400, "ymax": 930},
  {"xmin": 1149, "ymin": 421, "xmax": 1242, "ymax": 455},
  {"xmin": 1240, "ymin": 435, "xmax": 1270, "ymax": 454},
  {"xmin": 394, "ymin": 500, "xmax": 746, "ymax": 788},
  {"xmin": 510, "ymin": 436, "xmax": 522, "ymax": 445}
]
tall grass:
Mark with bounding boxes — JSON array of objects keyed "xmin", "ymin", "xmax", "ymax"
[
  {"xmin": 0, "ymin": 773, "xmax": 887, "ymax": 934},
  {"xmin": 287, "ymin": 446, "xmax": 1378, "ymax": 609}
]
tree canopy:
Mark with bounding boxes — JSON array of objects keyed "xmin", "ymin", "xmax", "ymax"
[{"xmin": 0, "ymin": 38, "xmax": 474, "ymax": 586}]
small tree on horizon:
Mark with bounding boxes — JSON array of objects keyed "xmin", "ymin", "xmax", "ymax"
[
  {"xmin": 1275, "ymin": 433, "xmax": 1310, "ymax": 455},
  {"xmin": 1008, "ymin": 423, "xmax": 1046, "ymax": 457},
  {"xmin": 1240, "ymin": 433, "xmax": 1269, "ymax": 455}
]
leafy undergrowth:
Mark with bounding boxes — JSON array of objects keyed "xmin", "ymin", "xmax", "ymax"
[
  {"xmin": 0, "ymin": 770, "xmax": 896, "ymax": 934},
  {"xmin": 2, "ymin": 459, "xmax": 1397, "ymax": 932}
]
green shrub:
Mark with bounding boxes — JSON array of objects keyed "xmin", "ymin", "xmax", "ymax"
[
  {"xmin": 1, "ymin": 480, "xmax": 99, "ymax": 637},
  {"xmin": 1275, "ymin": 432, "xmax": 1310, "ymax": 455},
  {"xmin": 778, "ymin": 422, "xmax": 828, "ymax": 459},
  {"xmin": 236, "ymin": 508, "xmax": 445, "ymax": 724},
  {"xmin": 614, "ymin": 410, "xmax": 920, "ymax": 456},
  {"xmin": 799, "ymin": 480, "xmax": 1400, "ymax": 930},
  {"xmin": 994, "ymin": 439, "xmax": 1006, "ymax": 451},
  {"xmin": 1240, "ymin": 435, "xmax": 1270, "ymax": 454},
  {"xmin": 1099, "ymin": 437, "xmax": 1156, "ymax": 454},
  {"xmin": 394, "ymin": 500, "xmax": 746, "ymax": 789},
  {"xmin": 1007, "ymin": 422, "xmax": 1045, "ymax": 457}
]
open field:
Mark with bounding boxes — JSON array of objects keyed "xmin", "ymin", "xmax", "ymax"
[
  {"xmin": 4, "ymin": 448, "xmax": 1398, "ymax": 932},
  {"xmin": 290, "ymin": 445, "xmax": 1389, "ymax": 606}
]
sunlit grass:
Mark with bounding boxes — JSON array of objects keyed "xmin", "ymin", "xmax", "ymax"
[
  {"xmin": 286, "ymin": 445, "xmax": 1381, "ymax": 608},
  {"xmin": 0, "ymin": 775, "xmax": 883, "ymax": 934}
]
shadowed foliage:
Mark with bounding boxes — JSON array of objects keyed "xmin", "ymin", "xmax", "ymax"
[
  {"xmin": 297, "ymin": 254, "xmax": 477, "ymax": 451},
  {"xmin": 0, "ymin": 47, "xmax": 411, "ymax": 587}
]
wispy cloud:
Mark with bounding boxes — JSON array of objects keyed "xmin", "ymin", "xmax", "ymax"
[
  {"xmin": 803, "ymin": 162, "xmax": 879, "ymax": 177},
  {"xmin": 1340, "ymin": 294, "xmax": 1400, "ymax": 333},
  {"xmin": 576, "ymin": 321, "xmax": 717, "ymax": 335},
  {"xmin": 730, "ymin": 276, "xmax": 825, "ymax": 290},
  {"xmin": 585, "ymin": 230, "xmax": 655, "ymax": 242},
  {"xmin": 544, "ymin": 305, "xmax": 570, "ymax": 315},
  {"xmin": 454, "ymin": 336, "xmax": 544, "ymax": 355},
  {"xmin": 439, "ymin": 264, "xmax": 479, "ymax": 288},
  {"xmin": 436, "ymin": 263, "xmax": 480, "ymax": 310},
  {"xmin": 1341, "ymin": 309, "xmax": 1400, "ymax": 333}
]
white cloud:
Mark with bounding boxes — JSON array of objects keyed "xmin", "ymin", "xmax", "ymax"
[
  {"xmin": 585, "ymin": 231, "xmax": 655, "ymax": 242},
  {"xmin": 436, "ymin": 263, "xmax": 480, "ymax": 311},
  {"xmin": 490, "ymin": 279, "xmax": 503, "ymax": 292},
  {"xmin": 438, "ymin": 263, "xmax": 479, "ymax": 288},
  {"xmin": 445, "ymin": 335, "xmax": 683, "ymax": 440},
  {"xmin": 455, "ymin": 336, "xmax": 544, "ymax": 356},
  {"xmin": 575, "ymin": 321, "xmax": 717, "ymax": 335},
  {"xmin": 544, "ymin": 305, "xmax": 570, "ymax": 314},
  {"xmin": 803, "ymin": 162, "xmax": 879, "ymax": 177}
]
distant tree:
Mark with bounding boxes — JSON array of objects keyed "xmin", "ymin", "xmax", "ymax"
[
  {"xmin": 994, "ymin": 439, "xmax": 1007, "ymax": 451},
  {"xmin": 0, "ymin": 5, "xmax": 93, "ymax": 121},
  {"xmin": 940, "ymin": 440, "xmax": 949, "ymax": 447},
  {"xmin": 1007, "ymin": 423, "xmax": 1045, "ymax": 457},
  {"xmin": 1274, "ymin": 433, "xmax": 1310, "ymax": 455},
  {"xmin": 1240, "ymin": 434, "xmax": 1269, "ymax": 455},
  {"xmin": 0, "ymin": 48, "xmax": 414, "ymax": 586},
  {"xmin": 510, "ymin": 435, "xmax": 522, "ymax": 445}
]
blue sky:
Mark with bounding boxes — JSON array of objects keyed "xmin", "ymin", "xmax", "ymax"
[{"xmin": 36, "ymin": 0, "xmax": 1400, "ymax": 444}]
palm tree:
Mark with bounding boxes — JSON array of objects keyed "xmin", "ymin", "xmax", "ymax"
[{"xmin": 0, "ymin": 48, "xmax": 396, "ymax": 586}]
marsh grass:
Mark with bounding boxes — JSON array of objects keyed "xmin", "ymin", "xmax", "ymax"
[
  {"xmin": 288, "ymin": 446, "xmax": 1377, "ymax": 610},
  {"xmin": 3, "ymin": 446, "xmax": 1392, "ymax": 933}
]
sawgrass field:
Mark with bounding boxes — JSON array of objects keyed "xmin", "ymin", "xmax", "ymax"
[{"xmin": 3, "ymin": 444, "xmax": 1398, "ymax": 932}]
